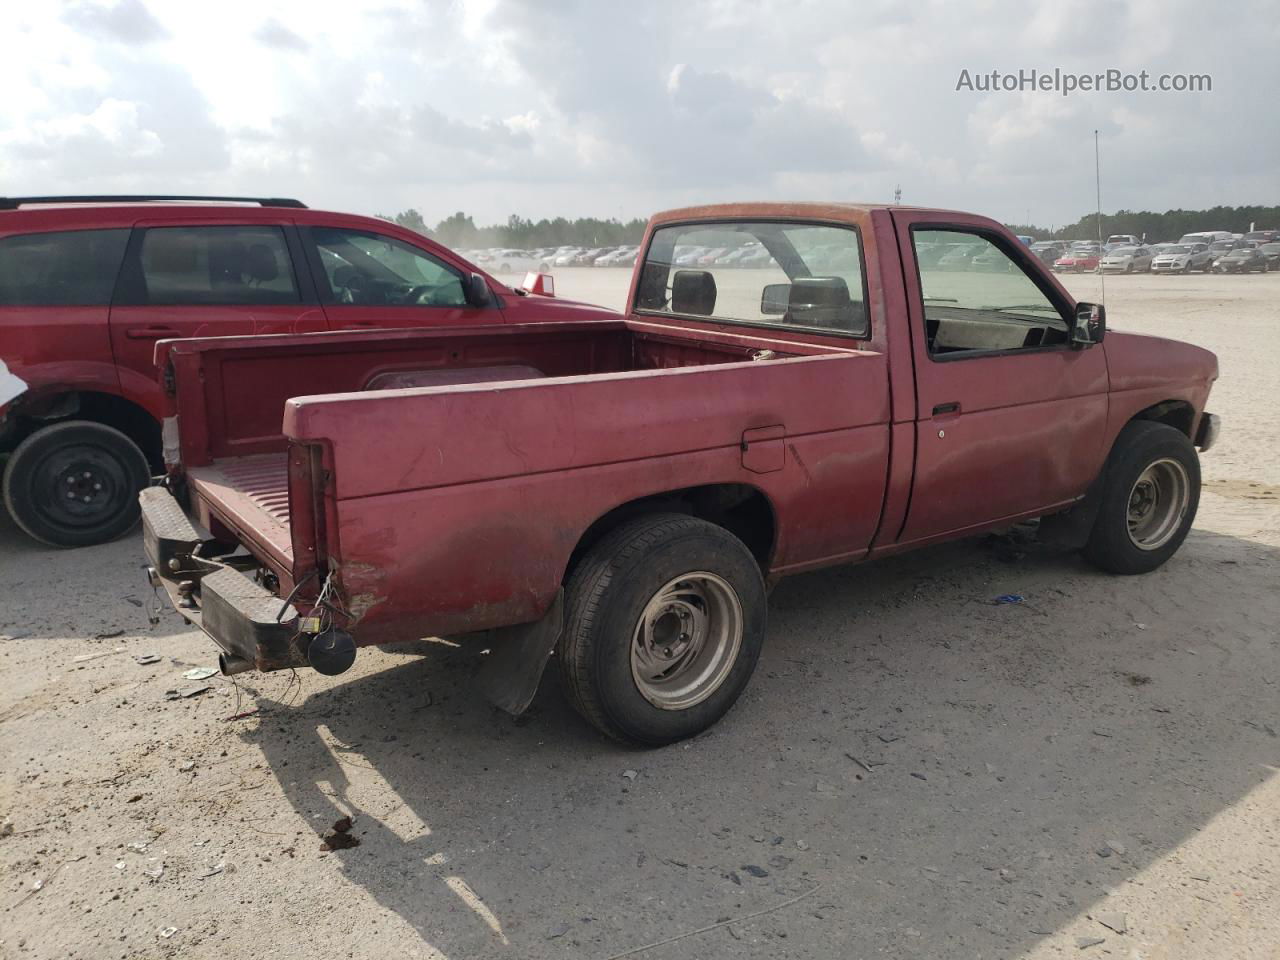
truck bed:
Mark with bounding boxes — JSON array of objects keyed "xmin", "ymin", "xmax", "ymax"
[{"xmin": 187, "ymin": 453, "xmax": 293, "ymax": 566}]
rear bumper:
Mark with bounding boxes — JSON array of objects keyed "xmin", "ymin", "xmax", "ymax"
[
  {"xmin": 1195, "ymin": 412, "xmax": 1221, "ymax": 452},
  {"xmin": 140, "ymin": 486, "xmax": 308, "ymax": 673}
]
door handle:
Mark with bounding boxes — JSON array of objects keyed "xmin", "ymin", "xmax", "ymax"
[
  {"xmin": 932, "ymin": 401, "xmax": 960, "ymax": 416},
  {"xmin": 125, "ymin": 326, "xmax": 181, "ymax": 340}
]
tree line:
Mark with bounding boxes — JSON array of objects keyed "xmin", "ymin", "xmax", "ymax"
[
  {"xmin": 1004, "ymin": 204, "xmax": 1280, "ymax": 242},
  {"xmin": 378, "ymin": 204, "xmax": 1280, "ymax": 249},
  {"xmin": 376, "ymin": 210, "xmax": 648, "ymax": 249}
]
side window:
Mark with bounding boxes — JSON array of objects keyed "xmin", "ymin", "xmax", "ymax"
[
  {"xmin": 634, "ymin": 221, "xmax": 869, "ymax": 337},
  {"xmin": 912, "ymin": 229, "xmax": 1069, "ymax": 358},
  {"xmin": 0, "ymin": 229, "xmax": 129, "ymax": 306},
  {"xmin": 138, "ymin": 226, "xmax": 298, "ymax": 305},
  {"xmin": 311, "ymin": 228, "xmax": 466, "ymax": 307}
]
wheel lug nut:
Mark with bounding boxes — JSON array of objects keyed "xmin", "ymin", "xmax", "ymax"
[
  {"xmin": 93, "ymin": 483, "xmax": 102, "ymax": 490},
  {"xmin": 83, "ymin": 495, "xmax": 91, "ymax": 502},
  {"xmin": 67, "ymin": 491, "xmax": 76, "ymax": 499},
  {"xmin": 66, "ymin": 476, "xmax": 75, "ymax": 484},
  {"xmin": 83, "ymin": 471, "xmax": 91, "ymax": 479}
]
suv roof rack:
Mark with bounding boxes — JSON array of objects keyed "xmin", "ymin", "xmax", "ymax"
[{"xmin": 0, "ymin": 195, "xmax": 308, "ymax": 210}]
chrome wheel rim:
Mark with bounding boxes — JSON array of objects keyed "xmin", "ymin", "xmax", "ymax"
[
  {"xmin": 1127, "ymin": 458, "xmax": 1190, "ymax": 550},
  {"xmin": 630, "ymin": 572, "xmax": 743, "ymax": 710}
]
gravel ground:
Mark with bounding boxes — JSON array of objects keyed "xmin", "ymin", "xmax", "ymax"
[{"xmin": 2, "ymin": 270, "xmax": 1277, "ymax": 960}]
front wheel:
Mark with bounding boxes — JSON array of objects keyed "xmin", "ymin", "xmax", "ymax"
[
  {"xmin": 3, "ymin": 420, "xmax": 151, "ymax": 547},
  {"xmin": 1082, "ymin": 422, "xmax": 1200, "ymax": 575},
  {"xmin": 558, "ymin": 513, "xmax": 766, "ymax": 745}
]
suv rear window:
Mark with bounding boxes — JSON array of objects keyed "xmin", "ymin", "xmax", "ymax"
[
  {"xmin": 137, "ymin": 226, "xmax": 299, "ymax": 305},
  {"xmin": 0, "ymin": 229, "xmax": 129, "ymax": 306}
]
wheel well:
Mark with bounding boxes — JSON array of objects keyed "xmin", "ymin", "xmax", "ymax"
[
  {"xmin": 6, "ymin": 392, "xmax": 160, "ymax": 470},
  {"xmin": 567, "ymin": 484, "xmax": 776, "ymax": 576},
  {"xmin": 1130, "ymin": 400, "xmax": 1195, "ymax": 438}
]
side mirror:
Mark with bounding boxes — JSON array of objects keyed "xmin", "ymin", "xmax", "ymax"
[
  {"xmin": 760, "ymin": 282, "xmax": 790, "ymax": 315},
  {"xmin": 1073, "ymin": 301, "xmax": 1106, "ymax": 345},
  {"xmin": 464, "ymin": 272, "xmax": 491, "ymax": 308}
]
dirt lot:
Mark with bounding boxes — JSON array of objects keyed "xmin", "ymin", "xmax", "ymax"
[{"xmin": 2, "ymin": 270, "xmax": 1278, "ymax": 960}]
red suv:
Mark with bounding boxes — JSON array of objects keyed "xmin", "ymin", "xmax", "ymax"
[{"xmin": 0, "ymin": 195, "xmax": 614, "ymax": 547}]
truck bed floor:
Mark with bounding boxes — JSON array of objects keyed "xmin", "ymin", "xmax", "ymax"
[{"xmin": 187, "ymin": 453, "xmax": 292, "ymax": 564}]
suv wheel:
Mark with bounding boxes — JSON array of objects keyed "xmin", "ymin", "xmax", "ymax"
[
  {"xmin": 558, "ymin": 513, "xmax": 766, "ymax": 745},
  {"xmin": 3, "ymin": 420, "xmax": 151, "ymax": 548}
]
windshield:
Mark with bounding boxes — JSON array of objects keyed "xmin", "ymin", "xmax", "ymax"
[{"xmin": 1108, "ymin": 247, "xmax": 1137, "ymax": 256}]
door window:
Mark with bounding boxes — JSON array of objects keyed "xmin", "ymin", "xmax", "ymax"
[
  {"xmin": 311, "ymin": 228, "xmax": 466, "ymax": 307},
  {"xmin": 912, "ymin": 229, "xmax": 1069, "ymax": 357},
  {"xmin": 138, "ymin": 226, "xmax": 299, "ymax": 305},
  {"xmin": 0, "ymin": 229, "xmax": 129, "ymax": 305}
]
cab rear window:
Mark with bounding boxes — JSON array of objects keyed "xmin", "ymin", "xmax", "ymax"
[
  {"xmin": 634, "ymin": 221, "xmax": 869, "ymax": 338},
  {"xmin": 0, "ymin": 229, "xmax": 129, "ymax": 306}
]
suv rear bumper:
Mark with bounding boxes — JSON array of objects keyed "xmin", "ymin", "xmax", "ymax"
[{"xmin": 140, "ymin": 486, "xmax": 307, "ymax": 673}]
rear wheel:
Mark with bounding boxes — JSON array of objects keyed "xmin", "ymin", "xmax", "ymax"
[
  {"xmin": 538, "ymin": 262, "xmax": 549, "ymax": 272},
  {"xmin": 3, "ymin": 420, "xmax": 150, "ymax": 547},
  {"xmin": 1082, "ymin": 422, "xmax": 1200, "ymax": 575},
  {"xmin": 558, "ymin": 513, "xmax": 766, "ymax": 745}
]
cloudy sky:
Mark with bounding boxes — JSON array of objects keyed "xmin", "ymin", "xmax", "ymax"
[{"xmin": 3, "ymin": 0, "xmax": 1276, "ymax": 228}]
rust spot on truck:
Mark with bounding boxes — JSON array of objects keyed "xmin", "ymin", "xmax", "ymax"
[{"xmin": 338, "ymin": 561, "xmax": 389, "ymax": 623}]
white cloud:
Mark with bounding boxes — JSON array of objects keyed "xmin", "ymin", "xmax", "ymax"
[{"xmin": 0, "ymin": 0, "xmax": 1274, "ymax": 227}]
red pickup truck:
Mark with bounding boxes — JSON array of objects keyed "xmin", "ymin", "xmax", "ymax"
[
  {"xmin": 0, "ymin": 195, "xmax": 611, "ymax": 547},
  {"xmin": 140, "ymin": 202, "xmax": 1220, "ymax": 745}
]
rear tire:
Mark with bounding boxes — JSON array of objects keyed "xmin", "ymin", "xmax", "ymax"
[
  {"xmin": 558, "ymin": 513, "xmax": 766, "ymax": 745},
  {"xmin": 1082, "ymin": 422, "xmax": 1200, "ymax": 575},
  {"xmin": 3, "ymin": 420, "xmax": 150, "ymax": 548}
]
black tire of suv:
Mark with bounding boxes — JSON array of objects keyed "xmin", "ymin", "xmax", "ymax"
[
  {"xmin": 1082, "ymin": 421, "xmax": 1200, "ymax": 575},
  {"xmin": 3, "ymin": 420, "xmax": 151, "ymax": 548},
  {"xmin": 558, "ymin": 513, "xmax": 767, "ymax": 746}
]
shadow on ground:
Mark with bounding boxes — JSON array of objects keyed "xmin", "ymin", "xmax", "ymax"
[{"xmin": 237, "ymin": 525, "xmax": 1280, "ymax": 958}]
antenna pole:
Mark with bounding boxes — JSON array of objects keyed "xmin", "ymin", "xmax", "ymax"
[{"xmin": 1095, "ymin": 129, "xmax": 1105, "ymax": 305}]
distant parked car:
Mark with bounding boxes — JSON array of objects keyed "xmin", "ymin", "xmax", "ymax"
[
  {"xmin": 1212, "ymin": 246, "xmax": 1269, "ymax": 274},
  {"xmin": 971, "ymin": 246, "xmax": 1017, "ymax": 271},
  {"xmin": 736, "ymin": 247, "xmax": 775, "ymax": 268},
  {"xmin": 1150, "ymin": 243, "xmax": 1213, "ymax": 274},
  {"xmin": 1243, "ymin": 229, "xmax": 1278, "ymax": 244},
  {"xmin": 673, "ymin": 246, "xmax": 709, "ymax": 266},
  {"xmin": 1258, "ymin": 242, "xmax": 1280, "ymax": 270},
  {"xmin": 553, "ymin": 248, "xmax": 583, "ymax": 267},
  {"xmin": 1100, "ymin": 246, "xmax": 1154, "ymax": 274},
  {"xmin": 696, "ymin": 247, "xmax": 729, "ymax": 266},
  {"xmin": 1106, "ymin": 234, "xmax": 1141, "ymax": 248},
  {"xmin": 1029, "ymin": 241, "xmax": 1067, "ymax": 265},
  {"xmin": 596, "ymin": 246, "xmax": 638, "ymax": 267},
  {"xmin": 936, "ymin": 243, "xmax": 983, "ymax": 269},
  {"xmin": 487, "ymin": 249, "xmax": 550, "ymax": 273},
  {"xmin": 1053, "ymin": 250, "xmax": 1100, "ymax": 273},
  {"xmin": 1207, "ymin": 239, "xmax": 1243, "ymax": 259}
]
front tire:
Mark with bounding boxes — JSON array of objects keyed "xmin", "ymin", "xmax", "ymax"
[
  {"xmin": 558, "ymin": 513, "xmax": 767, "ymax": 745},
  {"xmin": 3, "ymin": 420, "xmax": 151, "ymax": 548},
  {"xmin": 1082, "ymin": 422, "xmax": 1200, "ymax": 575}
]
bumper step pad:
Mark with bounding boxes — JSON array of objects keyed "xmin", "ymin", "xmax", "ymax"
[{"xmin": 200, "ymin": 567, "xmax": 307, "ymax": 671}]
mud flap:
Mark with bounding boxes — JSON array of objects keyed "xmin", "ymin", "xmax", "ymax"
[{"xmin": 473, "ymin": 589, "xmax": 564, "ymax": 716}]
